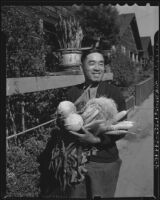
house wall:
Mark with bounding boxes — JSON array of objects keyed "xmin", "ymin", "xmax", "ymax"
[
  {"xmin": 119, "ymin": 25, "xmax": 143, "ymax": 65},
  {"xmin": 120, "ymin": 25, "xmax": 137, "ymax": 53},
  {"xmin": 142, "ymin": 41, "xmax": 153, "ymax": 69}
]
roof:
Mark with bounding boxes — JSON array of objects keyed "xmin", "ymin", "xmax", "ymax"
[
  {"xmin": 118, "ymin": 13, "xmax": 135, "ymax": 36},
  {"xmin": 118, "ymin": 13, "xmax": 143, "ymax": 51},
  {"xmin": 141, "ymin": 36, "xmax": 152, "ymax": 51}
]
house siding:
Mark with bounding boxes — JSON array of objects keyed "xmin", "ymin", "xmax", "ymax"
[{"xmin": 120, "ymin": 25, "xmax": 137, "ymax": 53}]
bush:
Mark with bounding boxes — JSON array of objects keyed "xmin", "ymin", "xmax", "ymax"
[
  {"xmin": 7, "ymin": 144, "xmax": 40, "ymax": 197},
  {"xmin": 110, "ymin": 49, "xmax": 137, "ymax": 87},
  {"xmin": 6, "ymin": 87, "xmax": 68, "ymax": 136},
  {"xmin": 6, "ymin": 86, "xmax": 70, "ymax": 197},
  {"xmin": 2, "ymin": 6, "xmax": 46, "ymax": 78},
  {"xmin": 7, "ymin": 128, "xmax": 51, "ymax": 197}
]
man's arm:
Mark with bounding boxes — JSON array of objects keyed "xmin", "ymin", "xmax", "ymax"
[{"xmin": 102, "ymin": 84, "xmax": 127, "ymax": 143}]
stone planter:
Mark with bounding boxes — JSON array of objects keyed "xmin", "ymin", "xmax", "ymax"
[{"xmin": 60, "ymin": 49, "xmax": 82, "ymax": 67}]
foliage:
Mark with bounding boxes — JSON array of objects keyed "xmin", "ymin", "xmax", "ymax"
[
  {"xmin": 6, "ymin": 87, "xmax": 68, "ymax": 136},
  {"xmin": 6, "ymin": 145, "xmax": 40, "ymax": 197},
  {"xmin": 6, "ymin": 128, "xmax": 51, "ymax": 197},
  {"xmin": 1, "ymin": 6, "xmax": 46, "ymax": 78},
  {"xmin": 71, "ymin": 4, "xmax": 120, "ymax": 48},
  {"xmin": 55, "ymin": 14, "xmax": 83, "ymax": 49},
  {"xmin": 6, "ymin": 84, "xmax": 71, "ymax": 197},
  {"xmin": 110, "ymin": 48, "xmax": 137, "ymax": 87}
]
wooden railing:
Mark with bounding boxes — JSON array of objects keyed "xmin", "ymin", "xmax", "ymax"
[{"xmin": 7, "ymin": 73, "xmax": 113, "ymax": 96}]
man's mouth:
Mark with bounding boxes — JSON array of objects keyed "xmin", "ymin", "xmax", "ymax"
[{"xmin": 93, "ymin": 73, "xmax": 101, "ymax": 76}]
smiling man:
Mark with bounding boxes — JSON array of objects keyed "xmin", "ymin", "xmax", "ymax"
[
  {"xmin": 82, "ymin": 51, "xmax": 105, "ymax": 83},
  {"xmin": 66, "ymin": 48, "xmax": 127, "ymax": 198},
  {"xmin": 38, "ymin": 48, "xmax": 127, "ymax": 199}
]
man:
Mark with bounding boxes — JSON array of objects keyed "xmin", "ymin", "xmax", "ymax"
[{"xmin": 66, "ymin": 48, "xmax": 126, "ymax": 198}]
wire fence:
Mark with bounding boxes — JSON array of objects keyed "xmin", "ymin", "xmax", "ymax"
[{"xmin": 6, "ymin": 117, "xmax": 56, "ymax": 140}]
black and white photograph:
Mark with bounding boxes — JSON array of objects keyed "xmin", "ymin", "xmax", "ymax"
[{"xmin": 1, "ymin": 3, "xmax": 159, "ymax": 199}]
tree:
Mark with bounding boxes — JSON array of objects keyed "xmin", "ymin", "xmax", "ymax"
[{"xmin": 71, "ymin": 4, "xmax": 120, "ymax": 48}]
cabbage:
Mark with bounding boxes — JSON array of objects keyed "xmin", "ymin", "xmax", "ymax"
[
  {"xmin": 65, "ymin": 113, "xmax": 84, "ymax": 131},
  {"xmin": 57, "ymin": 101, "xmax": 76, "ymax": 118}
]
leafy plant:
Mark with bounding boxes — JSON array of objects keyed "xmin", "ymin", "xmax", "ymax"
[
  {"xmin": 7, "ymin": 144, "xmax": 40, "ymax": 197},
  {"xmin": 110, "ymin": 48, "xmax": 137, "ymax": 87},
  {"xmin": 2, "ymin": 6, "xmax": 46, "ymax": 78},
  {"xmin": 55, "ymin": 14, "xmax": 83, "ymax": 49},
  {"xmin": 6, "ymin": 87, "xmax": 68, "ymax": 137},
  {"xmin": 6, "ymin": 127, "xmax": 51, "ymax": 197}
]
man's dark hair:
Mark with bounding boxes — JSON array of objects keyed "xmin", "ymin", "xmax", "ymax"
[{"xmin": 81, "ymin": 48, "xmax": 104, "ymax": 63}]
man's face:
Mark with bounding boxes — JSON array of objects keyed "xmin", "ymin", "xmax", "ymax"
[{"xmin": 82, "ymin": 52, "xmax": 105, "ymax": 83}]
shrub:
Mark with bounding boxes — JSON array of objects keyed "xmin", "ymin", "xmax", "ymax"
[
  {"xmin": 6, "ymin": 87, "xmax": 68, "ymax": 136},
  {"xmin": 6, "ymin": 128, "xmax": 51, "ymax": 197},
  {"xmin": 110, "ymin": 49, "xmax": 137, "ymax": 87},
  {"xmin": 2, "ymin": 6, "xmax": 46, "ymax": 78},
  {"xmin": 6, "ymin": 86, "xmax": 70, "ymax": 197},
  {"xmin": 6, "ymin": 144, "xmax": 40, "ymax": 197}
]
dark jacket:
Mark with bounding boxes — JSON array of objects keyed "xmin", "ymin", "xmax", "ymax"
[{"xmin": 67, "ymin": 80, "xmax": 126, "ymax": 163}]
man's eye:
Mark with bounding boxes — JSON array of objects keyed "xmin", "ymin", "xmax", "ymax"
[
  {"xmin": 99, "ymin": 63, "xmax": 104, "ymax": 66},
  {"xmin": 88, "ymin": 61, "xmax": 95, "ymax": 65}
]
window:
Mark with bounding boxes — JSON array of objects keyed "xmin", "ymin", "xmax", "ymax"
[
  {"xmin": 121, "ymin": 45, "xmax": 126, "ymax": 54},
  {"xmin": 43, "ymin": 20, "xmax": 60, "ymax": 49},
  {"xmin": 43, "ymin": 20, "xmax": 61, "ymax": 72}
]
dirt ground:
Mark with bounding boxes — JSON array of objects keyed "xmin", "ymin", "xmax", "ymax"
[{"xmin": 115, "ymin": 93, "xmax": 153, "ymax": 197}]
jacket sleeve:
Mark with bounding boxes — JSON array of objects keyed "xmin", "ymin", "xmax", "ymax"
[
  {"xmin": 99, "ymin": 133, "xmax": 126, "ymax": 146},
  {"xmin": 99, "ymin": 84, "xmax": 127, "ymax": 144}
]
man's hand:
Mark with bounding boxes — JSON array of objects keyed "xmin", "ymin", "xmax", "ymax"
[{"xmin": 69, "ymin": 127, "xmax": 101, "ymax": 144}]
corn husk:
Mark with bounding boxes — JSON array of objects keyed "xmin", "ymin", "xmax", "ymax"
[
  {"xmin": 82, "ymin": 97, "xmax": 118, "ymax": 126},
  {"xmin": 81, "ymin": 97, "xmax": 134, "ymax": 136}
]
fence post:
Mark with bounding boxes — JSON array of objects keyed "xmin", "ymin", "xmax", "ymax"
[
  {"xmin": 6, "ymin": 129, "xmax": 9, "ymax": 149},
  {"xmin": 9, "ymin": 110, "xmax": 17, "ymax": 137},
  {"xmin": 135, "ymin": 84, "xmax": 141, "ymax": 106},
  {"xmin": 21, "ymin": 101, "xmax": 25, "ymax": 131}
]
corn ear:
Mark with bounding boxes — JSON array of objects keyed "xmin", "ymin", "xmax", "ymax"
[{"xmin": 83, "ymin": 109, "xmax": 99, "ymax": 125}]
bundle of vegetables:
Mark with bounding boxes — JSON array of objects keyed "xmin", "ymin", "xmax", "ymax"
[
  {"xmin": 48, "ymin": 139, "xmax": 87, "ymax": 192},
  {"xmin": 48, "ymin": 101, "xmax": 87, "ymax": 192},
  {"xmin": 49, "ymin": 98, "xmax": 134, "ymax": 192},
  {"xmin": 81, "ymin": 97, "xmax": 135, "ymax": 136}
]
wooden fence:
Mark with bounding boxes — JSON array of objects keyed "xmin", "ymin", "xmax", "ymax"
[{"xmin": 135, "ymin": 76, "xmax": 154, "ymax": 106}]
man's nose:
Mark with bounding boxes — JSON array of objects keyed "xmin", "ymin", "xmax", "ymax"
[{"xmin": 94, "ymin": 63, "xmax": 101, "ymax": 70}]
